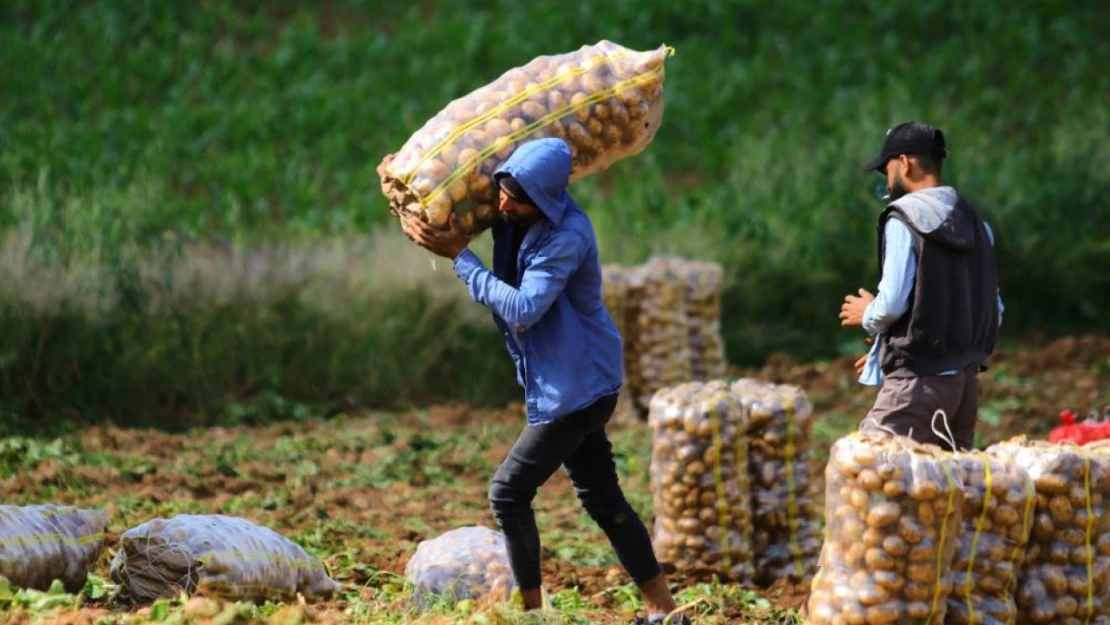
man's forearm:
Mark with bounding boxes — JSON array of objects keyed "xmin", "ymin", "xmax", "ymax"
[
  {"xmin": 863, "ymin": 296, "xmax": 905, "ymax": 335},
  {"xmin": 864, "ymin": 219, "xmax": 916, "ymax": 335}
]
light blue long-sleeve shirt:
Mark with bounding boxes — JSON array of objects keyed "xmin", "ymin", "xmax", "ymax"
[{"xmin": 859, "ymin": 217, "xmax": 1003, "ymax": 385}]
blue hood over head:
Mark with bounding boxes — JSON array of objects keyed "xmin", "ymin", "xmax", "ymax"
[
  {"xmin": 453, "ymin": 136, "xmax": 621, "ymax": 425},
  {"xmin": 494, "ymin": 138, "xmax": 576, "ymax": 225}
]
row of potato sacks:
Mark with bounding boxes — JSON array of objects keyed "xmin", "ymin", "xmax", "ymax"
[
  {"xmin": 0, "ymin": 507, "xmax": 339, "ymax": 604},
  {"xmin": 602, "ymin": 257, "xmax": 727, "ymax": 424},
  {"xmin": 647, "ymin": 378, "xmax": 821, "ymax": 587},
  {"xmin": 379, "ymin": 40, "xmax": 672, "ymax": 236},
  {"xmin": 805, "ymin": 429, "xmax": 1110, "ymax": 625}
]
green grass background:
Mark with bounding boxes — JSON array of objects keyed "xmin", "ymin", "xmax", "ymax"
[{"xmin": 1, "ymin": 0, "xmax": 1107, "ymax": 430}]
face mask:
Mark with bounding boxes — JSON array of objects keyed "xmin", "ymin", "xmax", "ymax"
[{"xmin": 874, "ymin": 176, "xmax": 890, "ymax": 203}]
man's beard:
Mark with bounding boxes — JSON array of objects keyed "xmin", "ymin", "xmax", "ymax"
[
  {"xmin": 504, "ymin": 212, "xmax": 540, "ymax": 227},
  {"xmin": 888, "ymin": 173, "xmax": 910, "ymax": 202}
]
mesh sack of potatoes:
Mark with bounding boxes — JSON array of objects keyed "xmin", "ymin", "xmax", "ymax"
[
  {"xmin": 379, "ymin": 40, "xmax": 672, "ymax": 237},
  {"xmin": 627, "ymin": 259, "xmax": 693, "ymax": 418},
  {"xmin": 672, "ymin": 259, "xmax": 726, "ymax": 381},
  {"xmin": 110, "ymin": 514, "xmax": 341, "ymax": 604},
  {"xmin": 601, "ymin": 264, "xmax": 639, "ymax": 425},
  {"xmin": 649, "ymin": 381, "xmax": 753, "ymax": 582},
  {"xmin": 404, "ymin": 526, "xmax": 515, "ymax": 611},
  {"xmin": 730, "ymin": 379, "xmax": 821, "ymax": 586},
  {"xmin": 942, "ymin": 449, "xmax": 1035, "ymax": 625},
  {"xmin": 986, "ymin": 438, "xmax": 1110, "ymax": 625},
  {"xmin": 0, "ymin": 505, "xmax": 109, "ymax": 593},
  {"xmin": 805, "ymin": 429, "xmax": 967, "ymax": 625}
]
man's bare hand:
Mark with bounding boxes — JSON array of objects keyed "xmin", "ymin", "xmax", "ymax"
[
  {"xmin": 840, "ymin": 288, "xmax": 875, "ymax": 327},
  {"xmin": 399, "ymin": 212, "xmax": 469, "ymax": 260},
  {"xmin": 854, "ymin": 337, "xmax": 875, "ymax": 376},
  {"xmin": 377, "ymin": 153, "xmax": 396, "ymax": 180}
]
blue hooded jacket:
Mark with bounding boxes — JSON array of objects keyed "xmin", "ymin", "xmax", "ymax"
[{"xmin": 451, "ymin": 138, "xmax": 624, "ymax": 425}]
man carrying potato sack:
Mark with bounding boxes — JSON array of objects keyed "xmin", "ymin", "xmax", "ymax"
[
  {"xmin": 399, "ymin": 137, "xmax": 690, "ymax": 625},
  {"xmin": 840, "ymin": 121, "xmax": 1004, "ymax": 452}
]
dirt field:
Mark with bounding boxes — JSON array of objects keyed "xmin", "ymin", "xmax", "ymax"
[{"xmin": 1, "ymin": 336, "xmax": 1107, "ymax": 624}]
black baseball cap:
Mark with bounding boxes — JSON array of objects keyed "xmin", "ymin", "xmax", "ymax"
[{"xmin": 862, "ymin": 121, "xmax": 949, "ymax": 172}]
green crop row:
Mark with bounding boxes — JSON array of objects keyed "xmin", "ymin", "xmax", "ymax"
[{"xmin": 0, "ymin": 0, "xmax": 1106, "ymax": 427}]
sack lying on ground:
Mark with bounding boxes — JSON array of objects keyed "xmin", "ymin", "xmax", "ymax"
[
  {"xmin": 110, "ymin": 514, "xmax": 341, "ymax": 604},
  {"xmin": 731, "ymin": 379, "xmax": 821, "ymax": 586},
  {"xmin": 380, "ymin": 40, "xmax": 672, "ymax": 236},
  {"xmin": 945, "ymin": 449, "xmax": 1035, "ymax": 625},
  {"xmin": 0, "ymin": 505, "xmax": 109, "ymax": 593},
  {"xmin": 649, "ymin": 381, "xmax": 753, "ymax": 582},
  {"xmin": 806, "ymin": 429, "xmax": 967, "ymax": 625},
  {"xmin": 988, "ymin": 438, "xmax": 1110, "ymax": 625},
  {"xmin": 404, "ymin": 526, "xmax": 515, "ymax": 610}
]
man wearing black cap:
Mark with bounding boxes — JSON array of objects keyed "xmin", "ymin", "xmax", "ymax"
[{"xmin": 839, "ymin": 121, "xmax": 1004, "ymax": 451}]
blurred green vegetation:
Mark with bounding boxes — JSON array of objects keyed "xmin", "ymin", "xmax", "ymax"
[{"xmin": 0, "ymin": 0, "xmax": 1107, "ymax": 429}]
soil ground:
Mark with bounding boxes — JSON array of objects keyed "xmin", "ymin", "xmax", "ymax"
[{"xmin": 2, "ymin": 336, "xmax": 1107, "ymax": 624}]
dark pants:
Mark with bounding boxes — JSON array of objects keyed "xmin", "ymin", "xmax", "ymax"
[
  {"xmin": 866, "ymin": 365, "xmax": 980, "ymax": 451},
  {"xmin": 488, "ymin": 394, "xmax": 663, "ymax": 590}
]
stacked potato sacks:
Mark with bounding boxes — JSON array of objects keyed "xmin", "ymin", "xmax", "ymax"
[
  {"xmin": 379, "ymin": 40, "xmax": 672, "ymax": 237},
  {"xmin": 731, "ymin": 379, "xmax": 821, "ymax": 586},
  {"xmin": 674, "ymin": 259, "xmax": 726, "ymax": 381},
  {"xmin": 0, "ymin": 505, "xmax": 109, "ymax": 593},
  {"xmin": 404, "ymin": 526, "xmax": 515, "ymax": 610},
  {"xmin": 627, "ymin": 260, "xmax": 693, "ymax": 418},
  {"xmin": 944, "ymin": 451, "xmax": 1036, "ymax": 625},
  {"xmin": 805, "ymin": 430, "xmax": 967, "ymax": 625},
  {"xmin": 649, "ymin": 381, "xmax": 753, "ymax": 582},
  {"xmin": 987, "ymin": 438, "xmax": 1110, "ymax": 625},
  {"xmin": 601, "ymin": 264, "xmax": 639, "ymax": 425},
  {"xmin": 110, "ymin": 514, "xmax": 341, "ymax": 603}
]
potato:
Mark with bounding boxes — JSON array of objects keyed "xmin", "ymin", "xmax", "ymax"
[
  {"xmin": 581, "ymin": 71, "xmax": 606, "ymax": 94},
  {"xmin": 518, "ymin": 100, "xmax": 546, "ymax": 122},
  {"xmin": 447, "ymin": 180, "xmax": 469, "ymax": 203},
  {"xmin": 648, "ymin": 381, "xmax": 752, "ymax": 582},
  {"xmin": 899, "ymin": 516, "xmax": 926, "ymax": 545},
  {"xmin": 570, "ymin": 91, "xmax": 592, "ymax": 122},
  {"xmin": 864, "ymin": 605, "xmax": 902, "ymax": 625},
  {"xmin": 859, "ymin": 470, "xmax": 883, "ymax": 491},
  {"xmin": 907, "ymin": 543, "xmax": 934, "ymax": 563},
  {"xmin": 859, "ymin": 586, "xmax": 890, "ymax": 607},
  {"xmin": 868, "ymin": 503, "xmax": 901, "ymax": 528},
  {"xmin": 546, "ymin": 89, "xmax": 569, "ymax": 113},
  {"xmin": 865, "ymin": 548, "xmax": 896, "ymax": 570},
  {"xmin": 1036, "ymin": 475, "xmax": 1070, "ymax": 495},
  {"xmin": 882, "ymin": 535, "xmax": 909, "ymax": 557},
  {"xmin": 852, "ymin": 488, "xmax": 872, "ymax": 511},
  {"xmin": 863, "ymin": 527, "xmax": 886, "ymax": 548}
]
